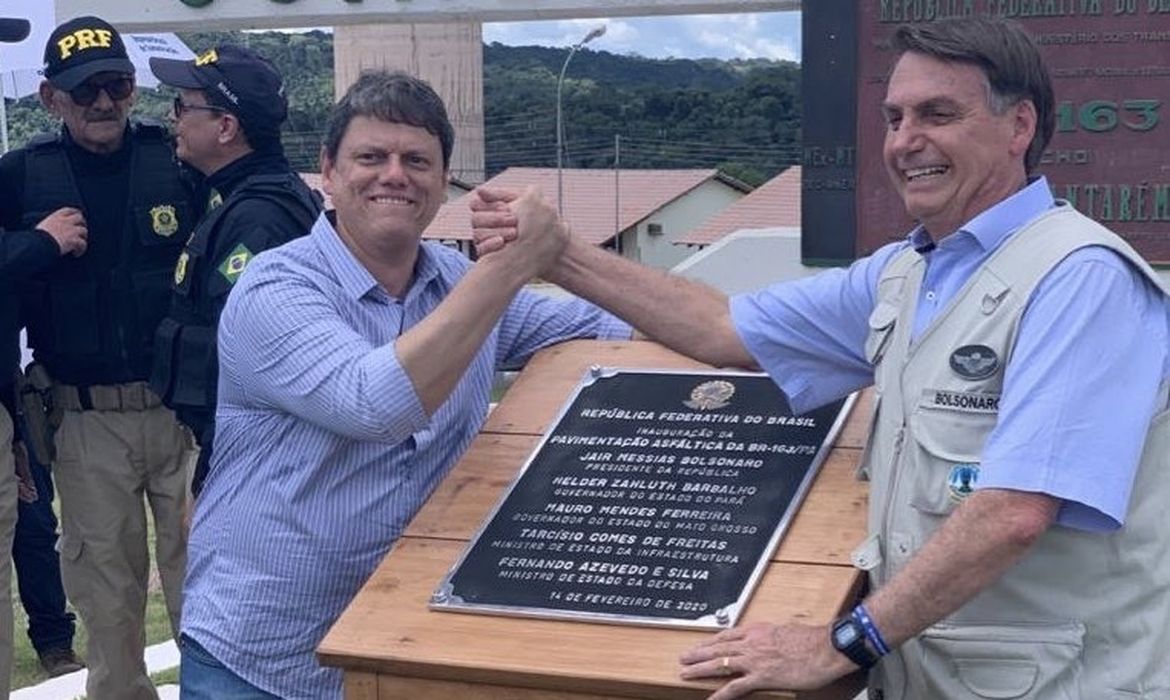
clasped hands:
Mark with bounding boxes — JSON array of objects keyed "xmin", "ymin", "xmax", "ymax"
[{"xmin": 469, "ymin": 186, "xmax": 568, "ymax": 278}]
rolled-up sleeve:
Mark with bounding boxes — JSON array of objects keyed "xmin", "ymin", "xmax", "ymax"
[
  {"xmin": 218, "ymin": 256, "xmax": 428, "ymax": 444},
  {"xmin": 495, "ymin": 289, "xmax": 631, "ymax": 370}
]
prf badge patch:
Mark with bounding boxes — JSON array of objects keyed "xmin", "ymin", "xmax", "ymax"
[
  {"xmin": 218, "ymin": 243, "xmax": 254, "ymax": 285},
  {"xmin": 947, "ymin": 463, "xmax": 980, "ymax": 502},
  {"xmin": 150, "ymin": 205, "xmax": 179, "ymax": 237}
]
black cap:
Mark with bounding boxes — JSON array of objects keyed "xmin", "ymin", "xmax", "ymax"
[
  {"xmin": 151, "ymin": 45, "xmax": 288, "ymax": 127},
  {"xmin": 43, "ymin": 16, "xmax": 135, "ymax": 90},
  {"xmin": 0, "ymin": 18, "xmax": 31, "ymax": 43}
]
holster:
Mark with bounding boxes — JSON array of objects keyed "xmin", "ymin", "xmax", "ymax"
[{"xmin": 17, "ymin": 363, "xmax": 61, "ymax": 465}]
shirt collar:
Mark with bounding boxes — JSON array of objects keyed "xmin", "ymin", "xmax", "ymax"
[
  {"xmin": 312, "ymin": 213, "xmax": 442, "ymax": 303},
  {"xmin": 962, "ymin": 176, "xmax": 1055, "ymax": 251},
  {"xmin": 905, "ymin": 176, "xmax": 1056, "ymax": 253},
  {"xmin": 313, "ymin": 212, "xmax": 380, "ymax": 301}
]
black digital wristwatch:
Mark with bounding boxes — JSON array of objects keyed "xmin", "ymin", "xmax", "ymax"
[{"xmin": 831, "ymin": 616, "xmax": 880, "ymax": 670}]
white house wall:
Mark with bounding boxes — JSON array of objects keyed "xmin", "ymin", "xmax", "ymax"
[{"xmin": 630, "ymin": 179, "xmax": 744, "ymax": 270}]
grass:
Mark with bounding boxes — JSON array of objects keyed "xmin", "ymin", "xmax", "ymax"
[
  {"xmin": 150, "ymin": 667, "xmax": 180, "ymax": 685},
  {"xmin": 9, "ymin": 497, "xmax": 178, "ymax": 691}
]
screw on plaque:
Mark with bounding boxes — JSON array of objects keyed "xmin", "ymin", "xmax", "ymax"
[
  {"xmin": 589, "ymin": 364, "xmax": 603, "ymax": 378},
  {"xmin": 715, "ymin": 607, "xmax": 732, "ymax": 626},
  {"xmin": 430, "ymin": 590, "xmax": 449, "ymax": 605}
]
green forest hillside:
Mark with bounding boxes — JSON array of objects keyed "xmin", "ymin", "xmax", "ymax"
[{"xmin": 3, "ymin": 31, "xmax": 801, "ymax": 186}]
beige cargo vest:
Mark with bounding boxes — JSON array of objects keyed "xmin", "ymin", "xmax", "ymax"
[{"xmin": 857, "ymin": 204, "xmax": 1170, "ymax": 699}]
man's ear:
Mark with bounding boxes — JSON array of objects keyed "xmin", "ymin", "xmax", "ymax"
[
  {"xmin": 1009, "ymin": 99, "xmax": 1038, "ymax": 160},
  {"xmin": 320, "ymin": 148, "xmax": 336, "ymax": 197},
  {"xmin": 219, "ymin": 113, "xmax": 242, "ymax": 146},
  {"xmin": 38, "ymin": 82, "xmax": 57, "ymax": 114}
]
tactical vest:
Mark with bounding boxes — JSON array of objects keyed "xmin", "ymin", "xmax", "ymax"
[
  {"xmin": 858, "ymin": 204, "xmax": 1170, "ymax": 699},
  {"xmin": 151, "ymin": 172, "xmax": 320, "ymax": 417},
  {"xmin": 19, "ymin": 123, "xmax": 193, "ymax": 384}
]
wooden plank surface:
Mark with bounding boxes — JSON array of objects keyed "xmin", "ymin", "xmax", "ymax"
[
  {"xmin": 404, "ymin": 435, "xmax": 867, "ymax": 567},
  {"xmin": 322, "ymin": 538, "xmax": 862, "ymax": 700},
  {"xmin": 344, "ymin": 672, "xmax": 378, "ymax": 700},
  {"xmin": 374, "ymin": 676, "xmax": 864, "ymax": 700}
]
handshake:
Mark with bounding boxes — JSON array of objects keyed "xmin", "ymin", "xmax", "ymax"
[{"xmin": 469, "ymin": 186, "xmax": 572, "ymax": 281}]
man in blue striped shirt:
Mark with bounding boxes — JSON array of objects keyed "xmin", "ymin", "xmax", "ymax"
[{"xmin": 179, "ymin": 71, "xmax": 630, "ymax": 699}]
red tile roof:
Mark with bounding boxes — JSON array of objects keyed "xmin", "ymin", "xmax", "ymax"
[
  {"xmin": 298, "ymin": 172, "xmax": 330, "ymax": 209},
  {"xmin": 675, "ymin": 166, "xmax": 801, "ymax": 246},
  {"xmin": 424, "ymin": 167, "xmax": 747, "ymax": 245}
]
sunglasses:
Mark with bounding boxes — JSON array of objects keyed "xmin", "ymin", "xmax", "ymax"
[
  {"xmin": 172, "ymin": 96, "xmax": 228, "ymax": 120},
  {"xmin": 68, "ymin": 76, "xmax": 134, "ymax": 106}
]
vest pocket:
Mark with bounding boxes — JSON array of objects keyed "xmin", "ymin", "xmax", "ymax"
[
  {"xmin": 916, "ymin": 622, "xmax": 1084, "ymax": 699},
  {"xmin": 865, "ymin": 302, "xmax": 899, "ymax": 365},
  {"xmin": 131, "ymin": 268, "xmax": 174, "ymax": 349},
  {"xmin": 908, "ymin": 399, "xmax": 998, "ymax": 516}
]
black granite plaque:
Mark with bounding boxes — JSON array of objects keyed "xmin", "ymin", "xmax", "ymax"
[{"xmin": 431, "ymin": 369, "xmax": 852, "ymax": 630}]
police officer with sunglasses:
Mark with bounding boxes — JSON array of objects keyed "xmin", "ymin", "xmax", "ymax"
[
  {"xmin": 0, "ymin": 15, "xmax": 196, "ymax": 700},
  {"xmin": 148, "ymin": 45, "xmax": 320, "ymax": 503}
]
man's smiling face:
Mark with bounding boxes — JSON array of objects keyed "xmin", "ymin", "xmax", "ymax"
[
  {"xmin": 882, "ymin": 51, "xmax": 1035, "ymax": 236},
  {"xmin": 322, "ymin": 115, "xmax": 448, "ymax": 252}
]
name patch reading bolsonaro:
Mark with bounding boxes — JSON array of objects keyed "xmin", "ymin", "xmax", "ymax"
[{"xmin": 431, "ymin": 369, "xmax": 851, "ymax": 630}]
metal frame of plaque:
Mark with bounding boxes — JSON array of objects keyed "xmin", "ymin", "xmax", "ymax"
[{"xmin": 430, "ymin": 368, "xmax": 856, "ymax": 630}]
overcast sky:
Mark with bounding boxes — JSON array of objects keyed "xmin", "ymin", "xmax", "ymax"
[{"xmin": 484, "ymin": 12, "xmax": 802, "ymax": 62}]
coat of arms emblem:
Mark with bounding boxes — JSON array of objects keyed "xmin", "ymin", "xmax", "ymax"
[{"xmin": 683, "ymin": 380, "xmax": 735, "ymax": 410}]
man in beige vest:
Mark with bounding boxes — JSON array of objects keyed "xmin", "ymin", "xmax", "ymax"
[{"xmin": 471, "ymin": 17, "xmax": 1170, "ymax": 700}]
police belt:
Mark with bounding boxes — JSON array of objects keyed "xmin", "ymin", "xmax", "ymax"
[{"xmin": 52, "ymin": 382, "xmax": 163, "ymax": 412}]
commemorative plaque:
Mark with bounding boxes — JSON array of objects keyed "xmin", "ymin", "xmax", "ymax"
[{"xmin": 430, "ymin": 368, "xmax": 853, "ymax": 630}]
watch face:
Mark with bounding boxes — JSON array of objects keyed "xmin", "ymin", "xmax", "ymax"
[{"xmin": 833, "ymin": 621, "xmax": 861, "ymax": 647}]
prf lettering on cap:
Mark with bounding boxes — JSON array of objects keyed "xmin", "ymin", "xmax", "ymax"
[
  {"xmin": 195, "ymin": 49, "xmax": 218, "ymax": 66},
  {"xmin": 57, "ymin": 28, "xmax": 113, "ymax": 59}
]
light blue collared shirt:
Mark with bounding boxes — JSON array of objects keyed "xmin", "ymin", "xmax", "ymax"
[
  {"xmin": 731, "ymin": 177, "xmax": 1169, "ymax": 532},
  {"xmin": 182, "ymin": 213, "xmax": 630, "ymax": 699}
]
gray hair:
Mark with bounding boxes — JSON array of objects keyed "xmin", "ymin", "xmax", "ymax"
[{"xmin": 892, "ymin": 17, "xmax": 1055, "ymax": 174}]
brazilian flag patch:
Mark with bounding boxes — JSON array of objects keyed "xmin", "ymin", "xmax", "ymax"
[{"xmin": 218, "ymin": 243, "xmax": 254, "ymax": 285}]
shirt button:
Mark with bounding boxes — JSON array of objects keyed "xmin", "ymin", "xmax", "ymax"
[{"xmin": 925, "ymin": 291, "xmax": 937, "ymax": 301}]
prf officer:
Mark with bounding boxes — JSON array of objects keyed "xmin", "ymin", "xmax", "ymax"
[{"xmin": 0, "ymin": 16, "xmax": 194, "ymax": 700}]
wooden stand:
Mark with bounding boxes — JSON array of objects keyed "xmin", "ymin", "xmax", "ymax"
[{"xmin": 319, "ymin": 340, "xmax": 870, "ymax": 699}]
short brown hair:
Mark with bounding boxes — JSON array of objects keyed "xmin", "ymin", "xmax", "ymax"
[{"xmin": 324, "ymin": 71, "xmax": 454, "ymax": 170}]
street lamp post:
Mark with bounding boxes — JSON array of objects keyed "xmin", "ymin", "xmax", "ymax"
[{"xmin": 556, "ymin": 24, "xmax": 605, "ymax": 215}]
